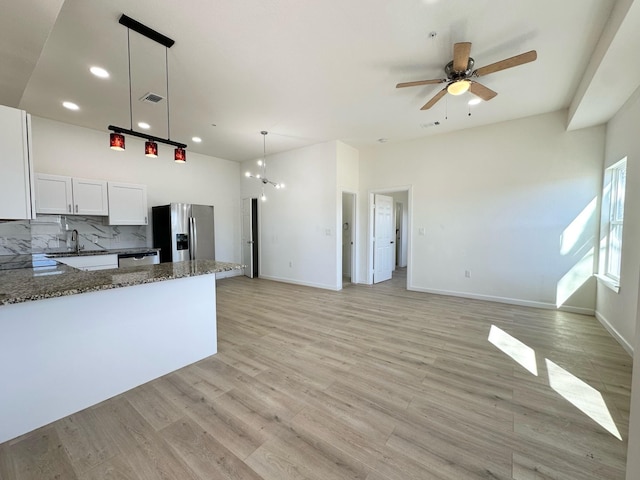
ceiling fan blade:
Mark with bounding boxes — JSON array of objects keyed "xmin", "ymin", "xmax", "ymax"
[
  {"xmin": 469, "ymin": 82, "xmax": 497, "ymax": 101},
  {"xmin": 396, "ymin": 79, "xmax": 446, "ymax": 88},
  {"xmin": 453, "ymin": 42, "xmax": 472, "ymax": 72},
  {"xmin": 421, "ymin": 88, "xmax": 448, "ymax": 110},
  {"xmin": 474, "ymin": 50, "xmax": 537, "ymax": 77}
]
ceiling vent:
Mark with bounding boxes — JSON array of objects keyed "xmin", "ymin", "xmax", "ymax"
[{"xmin": 139, "ymin": 92, "xmax": 164, "ymax": 103}]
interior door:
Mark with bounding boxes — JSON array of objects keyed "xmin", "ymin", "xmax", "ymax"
[
  {"xmin": 373, "ymin": 194, "xmax": 394, "ymax": 283},
  {"xmin": 242, "ymin": 198, "xmax": 254, "ymax": 277}
]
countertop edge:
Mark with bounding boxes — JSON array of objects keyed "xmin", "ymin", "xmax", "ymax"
[{"xmin": 0, "ymin": 260, "xmax": 244, "ymax": 307}]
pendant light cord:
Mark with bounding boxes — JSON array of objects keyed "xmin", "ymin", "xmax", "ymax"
[
  {"xmin": 127, "ymin": 28, "xmax": 133, "ymax": 130},
  {"xmin": 165, "ymin": 47, "xmax": 171, "ymax": 140}
]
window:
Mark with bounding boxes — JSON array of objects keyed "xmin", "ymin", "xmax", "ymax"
[{"xmin": 603, "ymin": 158, "xmax": 627, "ymax": 283}]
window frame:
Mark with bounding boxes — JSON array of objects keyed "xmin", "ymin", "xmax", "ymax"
[{"xmin": 603, "ymin": 158, "xmax": 627, "ymax": 284}]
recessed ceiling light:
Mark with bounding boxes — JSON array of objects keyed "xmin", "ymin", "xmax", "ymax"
[
  {"xmin": 138, "ymin": 122, "xmax": 150, "ymax": 129},
  {"xmin": 62, "ymin": 101, "xmax": 79, "ymax": 111},
  {"xmin": 90, "ymin": 66, "xmax": 110, "ymax": 78},
  {"xmin": 468, "ymin": 98, "xmax": 482, "ymax": 106},
  {"xmin": 192, "ymin": 136, "xmax": 202, "ymax": 143}
]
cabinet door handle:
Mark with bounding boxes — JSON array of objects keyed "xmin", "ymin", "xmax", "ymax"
[
  {"xmin": 75, "ymin": 204, "xmax": 78, "ymax": 213},
  {"xmin": 68, "ymin": 204, "xmax": 71, "ymax": 213}
]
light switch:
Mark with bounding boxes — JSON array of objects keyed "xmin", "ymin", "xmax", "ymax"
[{"xmin": 418, "ymin": 227, "xmax": 425, "ymax": 236}]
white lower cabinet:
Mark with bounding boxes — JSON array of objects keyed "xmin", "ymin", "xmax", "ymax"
[
  {"xmin": 35, "ymin": 174, "xmax": 108, "ymax": 216},
  {"xmin": 107, "ymin": 182, "xmax": 148, "ymax": 225},
  {"xmin": 54, "ymin": 254, "xmax": 118, "ymax": 271}
]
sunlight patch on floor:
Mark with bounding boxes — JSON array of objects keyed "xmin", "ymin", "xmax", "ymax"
[
  {"xmin": 546, "ymin": 359, "xmax": 622, "ymax": 440},
  {"xmin": 488, "ymin": 325, "xmax": 538, "ymax": 376}
]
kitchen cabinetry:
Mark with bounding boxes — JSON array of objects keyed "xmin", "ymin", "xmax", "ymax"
[
  {"xmin": 35, "ymin": 174, "xmax": 108, "ymax": 216},
  {"xmin": 108, "ymin": 182, "xmax": 148, "ymax": 225},
  {"xmin": 54, "ymin": 254, "xmax": 118, "ymax": 271},
  {"xmin": 0, "ymin": 105, "xmax": 35, "ymax": 219}
]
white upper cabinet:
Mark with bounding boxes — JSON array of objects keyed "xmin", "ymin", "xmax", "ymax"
[
  {"xmin": 35, "ymin": 174, "xmax": 108, "ymax": 216},
  {"xmin": 107, "ymin": 182, "xmax": 148, "ymax": 225},
  {"xmin": 72, "ymin": 177, "xmax": 108, "ymax": 215},
  {"xmin": 0, "ymin": 105, "xmax": 35, "ymax": 219},
  {"xmin": 35, "ymin": 174, "xmax": 73, "ymax": 214}
]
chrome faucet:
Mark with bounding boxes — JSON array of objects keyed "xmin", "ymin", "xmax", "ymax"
[{"xmin": 70, "ymin": 229, "xmax": 83, "ymax": 254}]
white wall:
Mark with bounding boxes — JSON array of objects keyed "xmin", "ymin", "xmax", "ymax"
[
  {"xmin": 597, "ymin": 86, "xmax": 640, "ymax": 352},
  {"xmin": 30, "ymin": 117, "xmax": 241, "ymax": 263},
  {"xmin": 628, "ymin": 288, "xmax": 640, "ymax": 480},
  {"xmin": 598, "ymin": 86, "xmax": 640, "ymax": 480},
  {"xmin": 241, "ymin": 140, "xmax": 339, "ymax": 290},
  {"xmin": 357, "ymin": 110, "xmax": 604, "ymax": 313}
]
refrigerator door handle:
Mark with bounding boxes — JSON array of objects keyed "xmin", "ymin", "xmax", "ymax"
[
  {"xmin": 188, "ymin": 217, "xmax": 194, "ymax": 261},
  {"xmin": 192, "ymin": 217, "xmax": 198, "ymax": 260}
]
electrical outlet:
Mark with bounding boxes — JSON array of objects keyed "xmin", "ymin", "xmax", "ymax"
[
  {"xmin": 289, "ymin": 261, "xmax": 293, "ymax": 268},
  {"xmin": 418, "ymin": 227, "xmax": 425, "ymax": 236},
  {"xmin": 465, "ymin": 270, "xmax": 471, "ymax": 278}
]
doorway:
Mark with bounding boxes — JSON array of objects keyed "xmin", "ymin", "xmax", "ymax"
[
  {"xmin": 369, "ymin": 187, "xmax": 411, "ymax": 288},
  {"xmin": 341, "ymin": 191, "xmax": 356, "ymax": 287},
  {"xmin": 242, "ymin": 198, "xmax": 259, "ymax": 278}
]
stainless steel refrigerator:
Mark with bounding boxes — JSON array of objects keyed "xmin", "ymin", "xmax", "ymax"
[{"xmin": 152, "ymin": 203, "xmax": 215, "ymax": 263}]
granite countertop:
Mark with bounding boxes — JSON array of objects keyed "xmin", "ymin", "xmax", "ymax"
[{"xmin": 0, "ymin": 259, "xmax": 243, "ymax": 306}]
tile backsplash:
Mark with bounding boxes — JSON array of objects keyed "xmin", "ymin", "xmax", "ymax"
[{"xmin": 0, "ymin": 215, "xmax": 148, "ymax": 255}]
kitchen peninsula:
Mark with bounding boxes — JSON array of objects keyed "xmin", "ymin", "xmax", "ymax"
[{"xmin": 0, "ymin": 258, "xmax": 242, "ymax": 443}]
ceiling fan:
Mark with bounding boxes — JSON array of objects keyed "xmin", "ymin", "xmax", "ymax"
[{"xmin": 396, "ymin": 42, "xmax": 537, "ymax": 110}]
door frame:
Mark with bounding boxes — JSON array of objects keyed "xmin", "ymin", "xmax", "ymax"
[
  {"xmin": 367, "ymin": 185, "xmax": 412, "ymax": 288},
  {"xmin": 340, "ymin": 190, "xmax": 357, "ymax": 288},
  {"xmin": 242, "ymin": 197, "xmax": 259, "ymax": 278},
  {"xmin": 337, "ymin": 189, "xmax": 358, "ymax": 289}
]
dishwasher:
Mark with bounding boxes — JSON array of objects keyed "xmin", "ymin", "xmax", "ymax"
[{"xmin": 117, "ymin": 251, "xmax": 160, "ymax": 268}]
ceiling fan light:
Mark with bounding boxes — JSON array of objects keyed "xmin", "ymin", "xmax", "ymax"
[
  {"xmin": 174, "ymin": 147, "xmax": 186, "ymax": 163},
  {"xmin": 110, "ymin": 132, "xmax": 125, "ymax": 150},
  {"xmin": 447, "ymin": 80, "xmax": 471, "ymax": 96},
  {"xmin": 144, "ymin": 140, "xmax": 158, "ymax": 157}
]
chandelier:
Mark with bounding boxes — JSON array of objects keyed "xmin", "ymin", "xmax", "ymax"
[{"xmin": 245, "ymin": 131, "xmax": 284, "ymax": 201}]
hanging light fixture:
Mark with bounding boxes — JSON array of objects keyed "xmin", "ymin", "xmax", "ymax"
[
  {"xmin": 107, "ymin": 14, "xmax": 187, "ymax": 161},
  {"xmin": 110, "ymin": 132, "xmax": 125, "ymax": 150},
  {"xmin": 174, "ymin": 147, "xmax": 186, "ymax": 163},
  {"xmin": 245, "ymin": 131, "xmax": 285, "ymax": 201},
  {"xmin": 144, "ymin": 140, "xmax": 158, "ymax": 157}
]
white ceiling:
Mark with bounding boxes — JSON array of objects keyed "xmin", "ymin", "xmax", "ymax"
[{"xmin": 2, "ymin": 0, "xmax": 638, "ymax": 162}]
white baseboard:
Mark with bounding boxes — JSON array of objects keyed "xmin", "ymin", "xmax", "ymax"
[
  {"xmin": 408, "ymin": 285, "xmax": 595, "ymax": 316},
  {"xmin": 215, "ymin": 269, "xmax": 244, "ymax": 280},
  {"xmin": 259, "ymin": 274, "xmax": 340, "ymax": 291},
  {"xmin": 595, "ymin": 310, "xmax": 634, "ymax": 356}
]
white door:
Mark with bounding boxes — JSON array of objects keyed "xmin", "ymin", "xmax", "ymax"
[
  {"xmin": 373, "ymin": 194, "xmax": 394, "ymax": 283},
  {"xmin": 242, "ymin": 197, "xmax": 254, "ymax": 278}
]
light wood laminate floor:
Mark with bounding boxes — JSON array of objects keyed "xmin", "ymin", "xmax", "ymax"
[{"xmin": 0, "ymin": 270, "xmax": 632, "ymax": 479}]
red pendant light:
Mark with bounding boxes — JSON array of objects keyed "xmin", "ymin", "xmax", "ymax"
[
  {"xmin": 174, "ymin": 147, "xmax": 186, "ymax": 163},
  {"xmin": 110, "ymin": 132, "xmax": 125, "ymax": 150},
  {"xmin": 145, "ymin": 140, "xmax": 158, "ymax": 157}
]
